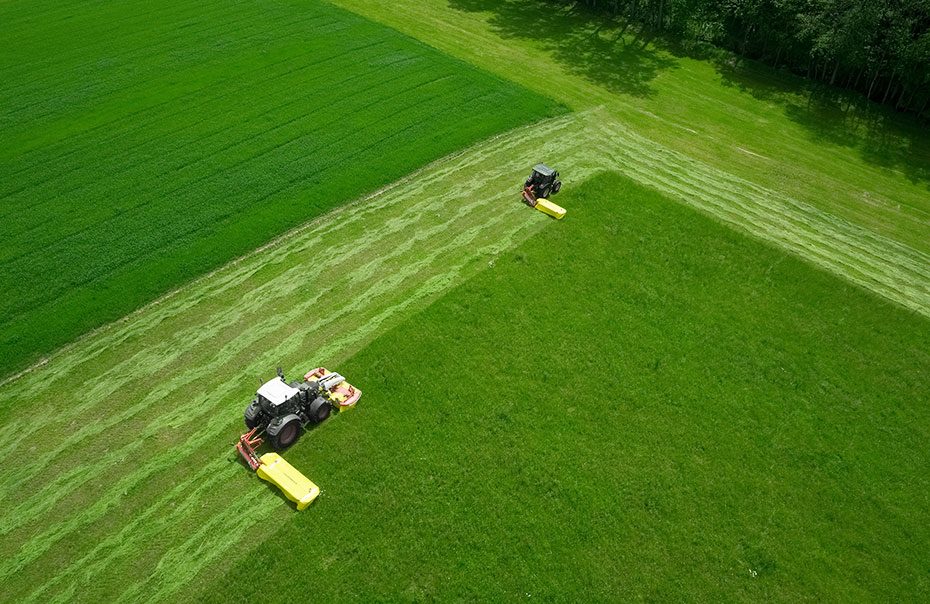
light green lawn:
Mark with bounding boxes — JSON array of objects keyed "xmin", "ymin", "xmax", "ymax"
[
  {"xmin": 205, "ymin": 172, "xmax": 930, "ymax": 601},
  {"xmin": 332, "ymin": 0, "xmax": 930, "ymax": 256}
]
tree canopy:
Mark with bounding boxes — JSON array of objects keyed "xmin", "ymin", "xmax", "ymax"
[{"xmin": 567, "ymin": 0, "xmax": 930, "ymax": 118}]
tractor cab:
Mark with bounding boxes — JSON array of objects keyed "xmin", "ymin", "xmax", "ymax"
[
  {"xmin": 521, "ymin": 163, "xmax": 566, "ymax": 219},
  {"xmin": 523, "ymin": 164, "xmax": 562, "ymax": 202},
  {"xmin": 527, "ymin": 163, "xmax": 556, "ymax": 184}
]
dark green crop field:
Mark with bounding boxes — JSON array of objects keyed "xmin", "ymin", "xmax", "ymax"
[
  {"xmin": 205, "ymin": 173, "xmax": 930, "ymax": 601},
  {"xmin": 0, "ymin": 0, "xmax": 560, "ymax": 377}
]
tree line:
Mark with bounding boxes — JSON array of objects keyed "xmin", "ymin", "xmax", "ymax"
[{"xmin": 566, "ymin": 0, "xmax": 930, "ymax": 119}]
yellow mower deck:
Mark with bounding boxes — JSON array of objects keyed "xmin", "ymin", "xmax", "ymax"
[
  {"xmin": 256, "ymin": 453, "xmax": 320, "ymax": 510},
  {"xmin": 534, "ymin": 198, "xmax": 566, "ymax": 220}
]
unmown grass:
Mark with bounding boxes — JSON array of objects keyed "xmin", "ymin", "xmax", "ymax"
[{"xmin": 205, "ymin": 172, "xmax": 930, "ymax": 601}]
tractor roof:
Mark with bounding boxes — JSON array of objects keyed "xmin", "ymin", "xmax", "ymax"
[
  {"xmin": 257, "ymin": 377, "xmax": 299, "ymax": 406},
  {"xmin": 533, "ymin": 163, "xmax": 555, "ymax": 176}
]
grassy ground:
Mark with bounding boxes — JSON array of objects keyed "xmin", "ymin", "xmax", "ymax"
[
  {"xmin": 0, "ymin": 0, "xmax": 560, "ymax": 378},
  {"xmin": 203, "ymin": 172, "xmax": 930, "ymax": 601},
  {"xmin": 331, "ymin": 0, "xmax": 930, "ymax": 256},
  {"xmin": 0, "ymin": 114, "xmax": 599, "ymax": 603},
  {"xmin": 3, "ymin": 0, "xmax": 929, "ymax": 601},
  {"xmin": 8, "ymin": 108, "xmax": 928, "ymax": 601}
]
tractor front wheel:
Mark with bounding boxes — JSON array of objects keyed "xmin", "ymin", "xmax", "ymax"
[
  {"xmin": 244, "ymin": 401, "xmax": 261, "ymax": 429},
  {"xmin": 270, "ymin": 419, "xmax": 301, "ymax": 450},
  {"xmin": 308, "ymin": 397, "xmax": 332, "ymax": 424},
  {"xmin": 553, "ymin": 180, "xmax": 562, "ymax": 194}
]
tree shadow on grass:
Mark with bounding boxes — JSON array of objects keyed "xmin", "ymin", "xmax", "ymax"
[
  {"xmin": 447, "ymin": 0, "xmax": 677, "ymax": 99},
  {"xmin": 711, "ymin": 56, "xmax": 930, "ymax": 188},
  {"xmin": 447, "ymin": 0, "xmax": 930, "ymax": 188}
]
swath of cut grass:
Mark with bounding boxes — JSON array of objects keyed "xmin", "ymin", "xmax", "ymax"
[
  {"xmin": 0, "ymin": 0, "xmax": 562, "ymax": 378},
  {"xmin": 332, "ymin": 0, "xmax": 930, "ymax": 255},
  {"xmin": 0, "ymin": 113, "xmax": 598, "ymax": 604},
  {"xmin": 328, "ymin": 0, "xmax": 930, "ymax": 320},
  {"xmin": 203, "ymin": 172, "xmax": 930, "ymax": 601}
]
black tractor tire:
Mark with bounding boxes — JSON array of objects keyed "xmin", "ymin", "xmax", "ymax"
[
  {"xmin": 308, "ymin": 397, "xmax": 332, "ymax": 424},
  {"xmin": 269, "ymin": 419, "xmax": 301, "ymax": 450},
  {"xmin": 244, "ymin": 401, "xmax": 262, "ymax": 429},
  {"xmin": 553, "ymin": 180, "xmax": 562, "ymax": 194}
]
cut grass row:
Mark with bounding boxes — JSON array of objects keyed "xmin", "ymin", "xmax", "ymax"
[
  {"xmin": 4, "ymin": 100, "xmax": 930, "ymax": 598},
  {"xmin": 579, "ymin": 116, "xmax": 930, "ymax": 316},
  {"xmin": 331, "ymin": 0, "xmax": 930, "ymax": 254},
  {"xmin": 0, "ymin": 0, "xmax": 561, "ymax": 378},
  {"xmin": 0, "ymin": 114, "xmax": 599, "ymax": 603},
  {"xmin": 2, "ymin": 106, "xmax": 927, "ymax": 601},
  {"xmin": 204, "ymin": 172, "xmax": 930, "ymax": 601}
]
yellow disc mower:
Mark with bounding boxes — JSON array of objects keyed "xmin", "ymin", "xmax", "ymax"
[
  {"xmin": 234, "ymin": 366, "xmax": 361, "ymax": 509},
  {"xmin": 522, "ymin": 163, "xmax": 566, "ymax": 219}
]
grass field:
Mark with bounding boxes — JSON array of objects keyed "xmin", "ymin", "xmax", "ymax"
[
  {"xmin": 332, "ymin": 0, "xmax": 930, "ymax": 255},
  {"xmin": 0, "ymin": 114, "xmax": 597, "ymax": 603},
  {"xmin": 2, "ymin": 0, "xmax": 930, "ymax": 601},
  {"xmin": 202, "ymin": 173, "xmax": 930, "ymax": 601},
  {"xmin": 0, "ymin": 0, "xmax": 560, "ymax": 378}
]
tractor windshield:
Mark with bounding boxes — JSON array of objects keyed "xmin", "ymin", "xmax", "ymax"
[{"xmin": 257, "ymin": 394, "xmax": 273, "ymax": 411}]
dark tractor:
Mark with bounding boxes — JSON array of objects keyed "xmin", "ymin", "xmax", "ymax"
[
  {"xmin": 523, "ymin": 163, "xmax": 562, "ymax": 205},
  {"xmin": 243, "ymin": 368, "xmax": 336, "ymax": 450}
]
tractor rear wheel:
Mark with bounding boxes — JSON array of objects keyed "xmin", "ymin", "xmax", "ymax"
[
  {"xmin": 270, "ymin": 419, "xmax": 301, "ymax": 450},
  {"xmin": 553, "ymin": 180, "xmax": 562, "ymax": 194},
  {"xmin": 308, "ymin": 397, "xmax": 332, "ymax": 424}
]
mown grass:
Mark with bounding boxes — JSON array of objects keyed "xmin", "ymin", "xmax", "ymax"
[
  {"xmin": 4, "ymin": 1, "xmax": 928, "ymax": 600},
  {"xmin": 332, "ymin": 0, "xmax": 930, "ymax": 256},
  {"xmin": 203, "ymin": 172, "xmax": 930, "ymax": 601},
  {"xmin": 0, "ymin": 0, "xmax": 561, "ymax": 378},
  {"xmin": 0, "ymin": 115, "xmax": 592, "ymax": 603}
]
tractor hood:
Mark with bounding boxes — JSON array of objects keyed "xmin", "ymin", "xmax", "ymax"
[{"xmin": 257, "ymin": 378, "xmax": 299, "ymax": 406}]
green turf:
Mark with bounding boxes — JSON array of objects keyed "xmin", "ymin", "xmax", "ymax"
[
  {"xmin": 0, "ymin": 115, "xmax": 592, "ymax": 604},
  {"xmin": 332, "ymin": 0, "xmax": 930, "ymax": 256},
  {"xmin": 3, "ymin": 1, "xmax": 929, "ymax": 600},
  {"xmin": 202, "ymin": 172, "xmax": 930, "ymax": 601},
  {"xmin": 0, "ymin": 0, "xmax": 561, "ymax": 378}
]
